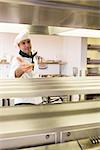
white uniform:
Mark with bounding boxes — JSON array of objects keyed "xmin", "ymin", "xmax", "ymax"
[{"xmin": 9, "ymin": 54, "xmax": 42, "ymax": 105}]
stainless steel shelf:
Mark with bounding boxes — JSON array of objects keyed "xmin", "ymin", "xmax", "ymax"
[{"xmin": 88, "ymin": 44, "xmax": 100, "ymax": 51}]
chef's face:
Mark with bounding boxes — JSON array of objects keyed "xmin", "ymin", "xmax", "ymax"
[{"xmin": 18, "ymin": 39, "xmax": 31, "ymax": 55}]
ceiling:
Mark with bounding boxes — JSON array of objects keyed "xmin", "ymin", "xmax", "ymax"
[{"xmin": 0, "ymin": 0, "xmax": 99, "ymax": 35}]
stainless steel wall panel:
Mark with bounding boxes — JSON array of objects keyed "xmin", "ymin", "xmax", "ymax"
[{"xmin": 0, "ymin": 0, "xmax": 99, "ymax": 31}]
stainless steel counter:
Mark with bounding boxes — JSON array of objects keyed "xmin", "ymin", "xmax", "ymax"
[
  {"xmin": 22, "ymin": 141, "xmax": 81, "ymax": 150},
  {"xmin": 0, "ymin": 77, "xmax": 100, "ymax": 149},
  {"xmin": 0, "ymin": 101, "xmax": 100, "ymax": 149},
  {"xmin": 0, "ymin": 101, "xmax": 100, "ymax": 134},
  {"xmin": 20, "ymin": 138, "xmax": 100, "ymax": 150}
]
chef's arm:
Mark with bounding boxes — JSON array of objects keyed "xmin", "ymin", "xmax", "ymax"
[
  {"xmin": 15, "ymin": 63, "xmax": 34, "ymax": 78},
  {"xmin": 15, "ymin": 67, "xmax": 24, "ymax": 78}
]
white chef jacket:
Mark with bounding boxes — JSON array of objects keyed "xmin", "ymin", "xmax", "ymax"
[{"xmin": 9, "ymin": 54, "xmax": 42, "ymax": 105}]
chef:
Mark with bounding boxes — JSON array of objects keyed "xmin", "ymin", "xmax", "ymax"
[{"xmin": 9, "ymin": 31, "xmax": 42, "ymax": 105}]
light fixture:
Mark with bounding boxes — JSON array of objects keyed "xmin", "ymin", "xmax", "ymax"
[
  {"xmin": 58, "ymin": 28, "xmax": 100, "ymax": 38},
  {"xmin": 0, "ymin": 23, "xmax": 100, "ymax": 38},
  {"xmin": 0, "ymin": 23, "xmax": 29, "ymax": 33}
]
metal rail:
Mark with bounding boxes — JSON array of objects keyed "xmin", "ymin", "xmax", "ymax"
[{"xmin": 0, "ymin": 77, "xmax": 100, "ymax": 98}]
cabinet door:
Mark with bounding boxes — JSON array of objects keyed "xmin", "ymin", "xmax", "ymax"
[{"xmin": 0, "ymin": 132, "xmax": 57, "ymax": 149}]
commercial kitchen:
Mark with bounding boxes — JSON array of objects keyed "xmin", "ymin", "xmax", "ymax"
[{"xmin": 0, "ymin": 0, "xmax": 100, "ymax": 150}]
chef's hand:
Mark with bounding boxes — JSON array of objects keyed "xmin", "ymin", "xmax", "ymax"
[{"xmin": 17, "ymin": 56, "xmax": 34, "ymax": 72}]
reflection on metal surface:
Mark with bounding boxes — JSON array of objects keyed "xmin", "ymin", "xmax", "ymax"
[
  {"xmin": 1, "ymin": 77, "xmax": 100, "ymax": 98},
  {"xmin": 47, "ymin": 0, "xmax": 100, "ymax": 8},
  {"xmin": 22, "ymin": 141, "xmax": 81, "ymax": 150},
  {"xmin": 28, "ymin": 25, "xmax": 49, "ymax": 35},
  {"xmin": 0, "ymin": 0, "xmax": 99, "ymax": 35}
]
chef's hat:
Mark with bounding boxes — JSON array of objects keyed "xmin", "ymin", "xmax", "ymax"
[{"xmin": 14, "ymin": 31, "xmax": 30, "ymax": 47}]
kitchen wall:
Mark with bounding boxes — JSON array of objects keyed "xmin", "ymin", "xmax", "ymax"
[
  {"xmin": 62, "ymin": 36, "xmax": 82, "ymax": 76},
  {"xmin": 0, "ymin": 33, "xmax": 63, "ymax": 61},
  {"xmin": 0, "ymin": 33, "xmax": 16, "ymax": 61},
  {"xmin": 0, "ymin": 32, "xmax": 85, "ymax": 76},
  {"xmin": 31, "ymin": 34, "xmax": 63, "ymax": 60}
]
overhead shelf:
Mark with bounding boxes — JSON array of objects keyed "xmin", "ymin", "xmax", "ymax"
[
  {"xmin": 87, "ymin": 59, "xmax": 100, "ymax": 64},
  {"xmin": 87, "ymin": 44, "xmax": 100, "ymax": 76},
  {"xmin": 87, "ymin": 73, "xmax": 100, "ymax": 76},
  {"xmin": 87, "ymin": 44, "xmax": 100, "ymax": 51},
  {"xmin": 38, "ymin": 61, "xmax": 67, "ymax": 65}
]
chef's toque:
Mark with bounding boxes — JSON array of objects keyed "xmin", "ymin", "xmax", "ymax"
[{"xmin": 14, "ymin": 31, "xmax": 30, "ymax": 48}]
